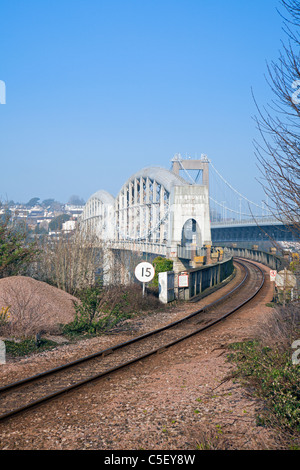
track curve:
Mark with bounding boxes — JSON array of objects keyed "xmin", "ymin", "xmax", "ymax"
[{"xmin": 0, "ymin": 258, "xmax": 264, "ymax": 422}]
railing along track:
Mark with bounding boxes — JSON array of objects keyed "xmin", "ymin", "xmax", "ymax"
[{"xmin": 0, "ymin": 258, "xmax": 264, "ymax": 422}]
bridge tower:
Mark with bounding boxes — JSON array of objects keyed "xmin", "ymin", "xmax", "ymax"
[
  {"xmin": 171, "ymin": 153, "xmax": 210, "ymax": 190},
  {"xmin": 170, "ymin": 154, "xmax": 211, "ymax": 247}
]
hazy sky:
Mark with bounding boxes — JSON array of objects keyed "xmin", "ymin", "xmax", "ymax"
[{"xmin": 0, "ymin": 0, "xmax": 286, "ymax": 204}]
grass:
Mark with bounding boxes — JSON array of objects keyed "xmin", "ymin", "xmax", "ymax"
[
  {"xmin": 194, "ymin": 303, "xmax": 300, "ymax": 450},
  {"xmin": 227, "ymin": 339, "xmax": 300, "ymax": 433},
  {"xmin": 5, "ymin": 337, "xmax": 57, "ymax": 357},
  {"xmin": 0, "ymin": 283, "xmax": 167, "ymax": 357},
  {"xmin": 225, "ymin": 303, "xmax": 300, "ymax": 446},
  {"xmin": 62, "ymin": 283, "xmax": 164, "ymax": 338}
]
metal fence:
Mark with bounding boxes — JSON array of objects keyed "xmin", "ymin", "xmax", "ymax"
[
  {"xmin": 222, "ymin": 246, "xmax": 285, "ymax": 270},
  {"xmin": 159, "ymin": 257, "xmax": 234, "ymax": 302}
]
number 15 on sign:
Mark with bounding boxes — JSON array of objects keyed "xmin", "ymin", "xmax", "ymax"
[{"xmin": 135, "ymin": 262, "xmax": 155, "ymax": 296}]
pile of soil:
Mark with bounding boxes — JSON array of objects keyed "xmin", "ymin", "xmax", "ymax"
[{"xmin": 0, "ymin": 276, "xmax": 78, "ymax": 335}]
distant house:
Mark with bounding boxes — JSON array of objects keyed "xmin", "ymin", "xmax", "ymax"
[
  {"xmin": 10, "ymin": 206, "xmax": 29, "ymax": 218},
  {"xmin": 64, "ymin": 204, "xmax": 84, "ymax": 219},
  {"xmin": 62, "ymin": 220, "xmax": 76, "ymax": 232}
]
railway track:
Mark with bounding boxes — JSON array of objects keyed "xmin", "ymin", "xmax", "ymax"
[{"xmin": 0, "ymin": 258, "xmax": 265, "ymax": 422}]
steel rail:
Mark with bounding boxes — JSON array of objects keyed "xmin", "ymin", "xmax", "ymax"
[
  {"xmin": 0, "ymin": 258, "xmax": 264, "ymax": 422},
  {"xmin": 0, "ymin": 259, "xmax": 248, "ymax": 394}
]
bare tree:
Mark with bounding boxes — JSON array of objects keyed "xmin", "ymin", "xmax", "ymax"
[
  {"xmin": 36, "ymin": 229, "xmax": 100, "ymax": 295},
  {"xmin": 0, "ymin": 280, "xmax": 51, "ymax": 338},
  {"xmin": 253, "ymin": 0, "xmax": 300, "ymax": 236}
]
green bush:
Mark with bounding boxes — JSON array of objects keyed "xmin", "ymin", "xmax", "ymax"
[
  {"xmin": 63, "ymin": 282, "xmax": 107, "ymax": 336},
  {"xmin": 151, "ymin": 257, "xmax": 173, "ymax": 287},
  {"xmin": 0, "ymin": 211, "xmax": 39, "ymax": 278},
  {"xmin": 227, "ymin": 340, "xmax": 300, "ymax": 432},
  {"xmin": 5, "ymin": 338, "xmax": 57, "ymax": 357},
  {"xmin": 62, "ymin": 283, "xmax": 161, "ymax": 337}
]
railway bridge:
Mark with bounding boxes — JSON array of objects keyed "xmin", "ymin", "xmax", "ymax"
[
  {"xmin": 80, "ymin": 156, "xmax": 212, "ymax": 283},
  {"xmin": 80, "ymin": 154, "xmax": 297, "ymax": 286},
  {"xmin": 81, "ymin": 157, "xmax": 212, "ymax": 255}
]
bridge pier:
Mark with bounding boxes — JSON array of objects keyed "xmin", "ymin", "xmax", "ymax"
[
  {"xmin": 168, "ymin": 243, "xmax": 223, "ymax": 300},
  {"xmin": 170, "ymin": 256, "xmax": 190, "ymax": 300}
]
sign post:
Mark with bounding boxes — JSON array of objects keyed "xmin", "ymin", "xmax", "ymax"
[
  {"xmin": 270, "ymin": 269, "xmax": 277, "ymax": 302},
  {"xmin": 275, "ymin": 269, "xmax": 297, "ymax": 305},
  {"xmin": 134, "ymin": 262, "xmax": 155, "ymax": 296}
]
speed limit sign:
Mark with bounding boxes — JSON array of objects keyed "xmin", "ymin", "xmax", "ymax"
[{"xmin": 135, "ymin": 262, "xmax": 155, "ymax": 283}]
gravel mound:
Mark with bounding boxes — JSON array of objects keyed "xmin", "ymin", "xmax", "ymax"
[{"xmin": 0, "ymin": 276, "xmax": 78, "ymax": 336}]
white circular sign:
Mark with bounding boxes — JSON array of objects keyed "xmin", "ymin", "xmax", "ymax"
[{"xmin": 135, "ymin": 262, "xmax": 155, "ymax": 283}]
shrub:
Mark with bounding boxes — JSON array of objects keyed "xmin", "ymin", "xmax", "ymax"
[
  {"xmin": 151, "ymin": 257, "xmax": 173, "ymax": 287},
  {"xmin": 62, "ymin": 283, "xmax": 162, "ymax": 337},
  {"xmin": 227, "ymin": 304, "xmax": 300, "ymax": 438},
  {"xmin": 0, "ymin": 280, "xmax": 51, "ymax": 337},
  {"xmin": 227, "ymin": 339, "xmax": 300, "ymax": 433},
  {"xmin": 0, "ymin": 211, "xmax": 38, "ymax": 278},
  {"xmin": 5, "ymin": 337, "xmax": 57, "ymax": 357}
]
